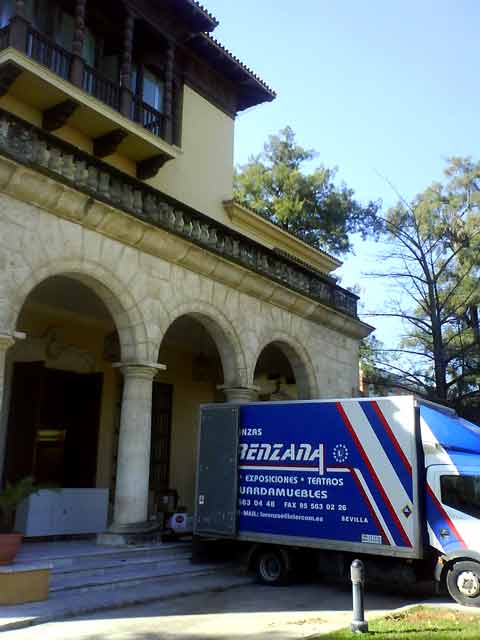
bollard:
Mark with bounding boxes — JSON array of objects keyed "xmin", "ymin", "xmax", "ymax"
[{"xmin": 350, "ymin": 559, "xmax": 368, "ymax": 633}]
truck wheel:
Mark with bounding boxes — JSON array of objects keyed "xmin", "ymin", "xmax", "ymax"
[
  {"xmin": 255, "ymin": 548, "xmax": 290, "ymax": 586},
  {"xmin": 446, "ymin": 561, "xmax": 480, "ymax": 607}
]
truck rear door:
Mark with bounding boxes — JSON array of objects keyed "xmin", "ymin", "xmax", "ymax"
[{"xmin": 194, "ymin": 405, "xmax": 239, "ymax": 536}]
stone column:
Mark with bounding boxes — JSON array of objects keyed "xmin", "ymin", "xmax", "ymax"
[
  {"xmin": 0, "ymin": 333, "xmax": 24, "ymax": 480},
  {"xmin": 70, "ymin": 0, "xmax": 87, "ymax": 87},
  {"xmin": 109, "ymin": 361, "xmax": 166, "ymax": 534},
  {"xmin": 218, "ymin": 385, "xmax": 260, "ymax": 404},
  {"xmin": 0, "ymin": 334, "xmax": 15, "ymax": 431}
]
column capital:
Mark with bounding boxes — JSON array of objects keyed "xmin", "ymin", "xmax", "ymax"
[
  {"xmin": 218, "ymin": 385, "xmax": 260, "ymax": 404},
  {"xmin": 113, "ymin": 361, "xmax": 166, "ymax": 380},
  {"xmin": 0, "ymin": 332, "xmax": 25, "ymax": 352}
]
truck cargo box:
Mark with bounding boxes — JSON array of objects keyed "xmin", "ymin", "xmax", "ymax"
[{"xmin": 195, "ymin": 396, "xmax": 423, "ymax": 559}]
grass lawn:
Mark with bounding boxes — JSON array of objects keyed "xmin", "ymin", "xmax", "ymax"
[{"xmin": 318, "ymin": 606, "xmax": 480, "ymax": 639}]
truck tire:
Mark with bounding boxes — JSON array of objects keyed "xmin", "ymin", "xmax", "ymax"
[
  {"xmin": 446, "ymin": 561, "xmax": 480, "ymax": 607},
  {"xmin": 255, "ymin": 548, "xmax": 290, "ymax": 586}
]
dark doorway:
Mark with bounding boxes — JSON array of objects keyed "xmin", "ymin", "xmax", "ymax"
[
  {"xmin": 149, "ymin": 382, "xmax": 173, "ymax": 497},
  {"xmin": 4, "ymin": 362, "xmax": 103, "ymax": 488}
]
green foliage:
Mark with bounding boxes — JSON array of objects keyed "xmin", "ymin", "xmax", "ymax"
[
  {"xmin": 370, "ymin": 157, "xmax": 480, "ymax": 406},
  {"xmin": 234, "ymin": 127, "xmax": 380, "ymax": 255},
  {"xmin": 318, "ymin": 606, "xmax": 480, "ymax": 639},
  {"xmin": 359, "ymin": 335, "xmax": 384, "ymax": 381},
  {"xmin": 0, "ymin": 477, "xmax": 40, "ymax": 533}
]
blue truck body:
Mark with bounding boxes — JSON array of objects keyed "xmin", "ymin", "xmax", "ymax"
[{"xmin": 195, "ymin": 396, "xmax": 480, "ymax": 604}]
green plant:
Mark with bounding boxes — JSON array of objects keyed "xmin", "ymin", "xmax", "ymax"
[{"xmin": 0, "ymin": 477, "xmax": 40, "ymax": 533}]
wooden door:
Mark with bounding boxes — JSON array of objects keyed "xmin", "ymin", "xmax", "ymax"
[
  {"xmin": 63, "ymin": 372, "xmax": 103, "ymax": 488},
  {"xmin": 149, "ymin": 382, "xmax": 173, "ymax": 495},
  {"xmin": 3, "ymin": 361, "xmax": 45, "ymax": 486},
  {"xmin": 3, "ymin": 365, "xmax": 103, "ymax": 488}
]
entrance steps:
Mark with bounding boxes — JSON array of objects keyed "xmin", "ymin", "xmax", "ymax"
[{"xmin": 0, "ymin": 540, "xmax": 252, "ymax": 632}]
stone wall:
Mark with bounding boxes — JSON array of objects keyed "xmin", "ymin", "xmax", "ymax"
[{"xmin": 0, "ymin": 192, "xmax": 361, "ymax": 398}]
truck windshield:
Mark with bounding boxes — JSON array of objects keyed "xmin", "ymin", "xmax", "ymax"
[{"xmin": 441, "ymin": 475, "xmax": 480, "ymax": 519}]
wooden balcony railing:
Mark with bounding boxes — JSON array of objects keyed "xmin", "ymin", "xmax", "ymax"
[
  {"xmin": 0, "ymin": 23, "xmax": 168, "ymax": 143},
  {"xmin": 131, "ymin": 95, "xmax": 165, "ymax": 138},
  {"xmin": 83, "ymin": 64, "xmax": 121, "ymax": 111},
  {"xmin": 27, "ymin": 28, "xmax": 71, "ymax": 80}
]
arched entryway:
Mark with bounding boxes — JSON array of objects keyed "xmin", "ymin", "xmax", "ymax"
[
  {"xmin": 253, "ymin": 339, "xmax": 316, "ymax": 400},
  {"xmin": 154, "ymin": 312, "xmax": 243, "ymax": 514},
  {"xmin": 0, "ymin": 274, "xmax": 133, "ymax": 507}
]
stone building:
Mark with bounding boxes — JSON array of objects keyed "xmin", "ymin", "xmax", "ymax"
[{"xmin": 0, "ymin": 0, "xmax": 371, "ymax": 538}]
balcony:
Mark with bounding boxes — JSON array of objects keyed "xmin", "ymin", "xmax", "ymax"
[
  {"xmin": 0, "ymin": 108, "xmax": 364, "ymax": 327},
  {"xmin": 83, "ymin": 64, "xmax": 121, "ymax": 112},
  {"xmin": 20, "ymin": 25, "xmax": 167, "ymax": 141},
  {"xmin": 0, "ymin": 21, "xmax": 177, "ymax": 179},
  {"xmin": 27, "ymin": 28, "xmax": 72, "ymax": 81},
  {"xmin": 131, "ymin": 95, "xmax": 167, "ymax": 140}
]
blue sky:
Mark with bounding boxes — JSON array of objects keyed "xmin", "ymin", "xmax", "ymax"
[{"xmin": 207, "ymin": 0, "xmax": 479, "ymax": 345}]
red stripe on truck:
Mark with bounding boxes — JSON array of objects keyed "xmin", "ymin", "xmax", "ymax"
[
  {"xmin": 336, "ymin": 402, "xmax": 412, "ymax": 548},
  {"xmin": 426, "ymin": 485, "xmax": 467, "ymax": 550},
  {"xmin": 371, "ymin": 401, "xmax": 413, "ymax": 475},
  {"xmin": 350, "ymin": 468, "xmax": 390, "ymax": 545},
  {"xmin": 327, "ymin": 464, "xmax": 390, "ymax": 545}
]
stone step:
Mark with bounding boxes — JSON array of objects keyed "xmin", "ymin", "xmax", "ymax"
[
  {"xmin": 50, "ymin": 547, "xmax": 192, "ymax": 576},
  {"xmin": 50, "ymin": 557, "xmax": 218, "ymax": 594},
  {"xmin": 17, "ymin": 540, "xmax": 190, "ymax": 572},
  {"xmin": 50, "ymin": 549, "xmax": 192, "ymax": 577},
  {"xmin": 0, "ymin": 567, "xmax": 253, "ymax": 633}
]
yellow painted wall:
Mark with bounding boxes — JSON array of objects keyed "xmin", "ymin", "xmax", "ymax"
[
  {"xmin": 156, "ymin": 345, "xmax": 221, "ymax": 512},
  {"xmin": 151, "ymin": 86, "xmax": 235, "ymax": 225},
  {"xmin": 0, "ymin": 95, "xmax": 136, "ymax": 177},
  {"xmin": 1, "ymin": 82, "xmax": 235, "ymax": 223}
]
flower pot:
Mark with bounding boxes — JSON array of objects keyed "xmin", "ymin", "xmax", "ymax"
[{"xmin": 0, "ymin": 533, "xmax": 23, "ymax": 565}]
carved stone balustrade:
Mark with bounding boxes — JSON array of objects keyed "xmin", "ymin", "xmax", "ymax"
[{"xmin": 0, "ymin": 109, "xmax": 358, "ymax": 319}]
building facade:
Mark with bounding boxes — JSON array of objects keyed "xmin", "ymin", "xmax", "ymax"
[{"xmin": 0, "ymin": 0, "xmax": 371, "ymax": 537}]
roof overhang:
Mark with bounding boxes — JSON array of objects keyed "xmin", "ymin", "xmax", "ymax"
[
  {"xmin": 188, "ymin": 33, "xmax": 276, "ymax": 111},
  {"xmin": 224, "ymin": 200, "xmax": 342, "ymax": 274},
  {"xmin": 162, "ymin": 0, "xmax": 219, "ymax": 32}
]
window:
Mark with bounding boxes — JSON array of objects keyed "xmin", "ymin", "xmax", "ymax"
[
  {"xmin": 0, "ymin": 0, "xmax": 13, "ymax": 28},
  {"xmin": 1, "ymin": 0, "xmax": 35, "ymax": 28},
  {"xmin": 82, "ymin": 28, "xmax": 96, "ymax": 67},
  {"xmin": 441, "ymin": 475, "xmax": 480, "ymax": 519},
  {"xmin": 53, "ymin": 6, "xmax": 74, "ymax": 52},
  {"xmin": 142, "ymin": 68, "xmax": 164, "ymax": 113},
  {"xmin": 132, "ymin": 64, "xmax": 165, "ymax": 111}
]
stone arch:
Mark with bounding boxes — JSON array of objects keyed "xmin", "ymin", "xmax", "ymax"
[
  {"xmin": 251, "ymin": 332, "xmax": 319, "ymax": 399},
  {"xmin": 6, "ymin": 259, "xmax": 149, "ymax": 362},
  {"xmin": 158, "ymin": 301, "xmax": 248, "ymax": 387}
]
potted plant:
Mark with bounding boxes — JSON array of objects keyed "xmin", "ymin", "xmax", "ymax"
[{"xmin": 0, "ymin": 477, "xmax": 39, "ymax": 564}]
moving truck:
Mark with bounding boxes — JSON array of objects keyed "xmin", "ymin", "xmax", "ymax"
[{"xmin": 194, "ymin": 396, "xmax": 480, "ymax": 606}]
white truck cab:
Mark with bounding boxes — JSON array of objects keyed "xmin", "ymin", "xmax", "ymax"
[{"xmin": 421, "ymin": 405, "xmax": 480, "ymax": 604}]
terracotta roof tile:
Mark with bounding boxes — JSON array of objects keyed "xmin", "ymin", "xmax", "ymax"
[
  {"xmin": 185, "ymin": 0, "xmax": 219, "ymax": 29},
  {"xmin": 203, "ymin": 34, "xmax": 276, "ymax": 98}
]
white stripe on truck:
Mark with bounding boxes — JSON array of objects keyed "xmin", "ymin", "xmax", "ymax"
[{"xmin": 340, "ymin": 401, "xmax": 414, "ymax": 547}]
